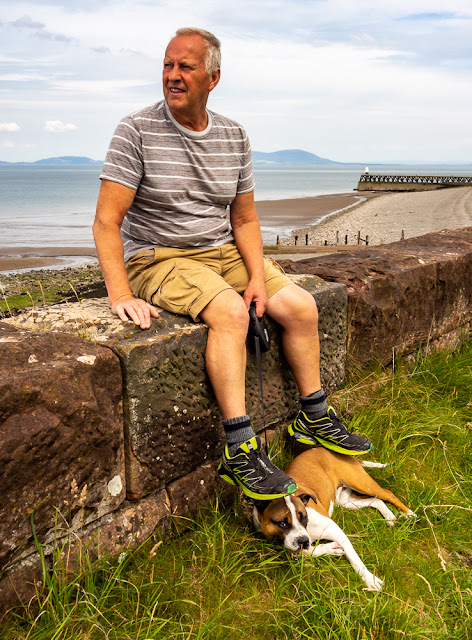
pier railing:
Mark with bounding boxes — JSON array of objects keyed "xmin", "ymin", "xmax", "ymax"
[{"xmin": 359, "ymin": 174, "xmax": 472, "ymax": 186}]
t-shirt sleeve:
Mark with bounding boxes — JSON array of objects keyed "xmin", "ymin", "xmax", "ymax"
[
  {"xmin": 99, "ymin": 115, "xmax": 144, "ymax": 191},
  {"xmin": 236, "ymin": 130, "xmax": 255, "ymax": 195}
]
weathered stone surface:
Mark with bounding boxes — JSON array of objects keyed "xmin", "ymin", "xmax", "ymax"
[
  {"xmin": 0, "ymin": 553, "xmax": 45, "ymax": 613},
  {"xmin": 279, "ymin": 228, "xmax": 472, "ymax": 366},
  {"xmin": 166, "ymin": 460, "xmax": 237, "ymax": 531},
  {"xmin": 0, "ymin": 322, "xmax": 125, "ymax": 572},
  {"xmin": 0, "ymin": 489, "xmax": 170, "ymax": 613},
  {"xmin": 6, "ymin": 275, "xmax": 347, "ymax": 500}
]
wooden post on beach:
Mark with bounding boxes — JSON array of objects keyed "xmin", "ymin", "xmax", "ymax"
[
  {"xmin": 336, "ymin": 231, "xmax": 339, "ymax": 245},
  {"xmin": 276, "ymin": 235, "xmax": 280, "ymax": 245},
  {"xmin": 305, "ymin": 234, "xmax": 309, "ymax": 245},
  {"xmin": 401, "ymin": 230, "xmax": 405, "ymax": 240},
  {"xmin": 366, "ymin": 235, "xmax": 369, "ymax": 245},
  {"xmin": 345, "ymin": 235, "xmax": 348, "ymax": 245},
  {"xmin": 357, "ymin": 231, "xmax": 361, "ymax": 245},
  {"xmin": 294, "ymin": 235, "xmax": 298, "ymax": 246}
]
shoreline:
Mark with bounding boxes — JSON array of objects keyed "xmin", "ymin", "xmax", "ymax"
[
  {"xmin": 2, "ymin": 187, "xmax": 471, "ymax": 273},
  {"xmin": 0, "ymin": 192, "xmax": 377, "ymax": 273}
]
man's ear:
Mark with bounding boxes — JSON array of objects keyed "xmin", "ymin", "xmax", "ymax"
[
  {"xmin": 298, "ymin": 493, "xmax": 317, "ymax": 506},
  {"xmin": 208, "ymin": 68, "xmax": 220, "ymax": 92}
]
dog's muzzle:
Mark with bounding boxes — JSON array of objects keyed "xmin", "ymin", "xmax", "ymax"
[{"xmin": 294, "ymin": 535, "xmax": 310, "ymax": 552}]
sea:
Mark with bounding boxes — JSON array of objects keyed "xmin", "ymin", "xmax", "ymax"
[{"xmin": 1, "ymin": 163, "xmax": 471, "ymax": 251}]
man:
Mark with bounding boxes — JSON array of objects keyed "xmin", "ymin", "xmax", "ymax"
[{"xmin": 93, "ymin": 27, "xmax": 372, "ymax": 502}]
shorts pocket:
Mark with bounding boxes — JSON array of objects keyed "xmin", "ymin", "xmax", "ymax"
[{"xmin": 151, "ymin": 264, "xmax": 203, "ymax": 315}]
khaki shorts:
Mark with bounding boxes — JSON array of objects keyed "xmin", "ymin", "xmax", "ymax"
[{"xmin": 125, "ymin": 244, "xmax": 292, "ymax": 320}]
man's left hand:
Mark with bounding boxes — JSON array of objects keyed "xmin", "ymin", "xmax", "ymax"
[{"xmin": 243, "ymin": 279, "xmax": 268, "ymax": 318}]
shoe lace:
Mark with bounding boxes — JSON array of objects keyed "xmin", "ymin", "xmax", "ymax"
[{"xmin": 233, "ymin": 449, "xmax": 273, "ymax": 484}]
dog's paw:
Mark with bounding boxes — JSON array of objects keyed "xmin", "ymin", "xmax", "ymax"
[
  {"xmin": 362, "ymin": 572, "xmax": 383, "ymax": 592},
  {"xmin": 325, "ymin": 541, "xmax": 345, "ymax": 556},
  {"xmin": 404, "ymin": 509, "xmax": 417, "ymax": 519}
]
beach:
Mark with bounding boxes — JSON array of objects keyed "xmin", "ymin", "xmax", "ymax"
[
  {"xmin": 284, "ymin": 186, "xmax": 472, "ymax": 247},
  {"xmin": 1, "ymin": 187, "xmax": 472, "ymax": 273}
]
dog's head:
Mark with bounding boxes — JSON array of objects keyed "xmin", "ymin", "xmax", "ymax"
[{"xmin": 252, "ymin": 493, "xmax": 316, "ymax": 554}]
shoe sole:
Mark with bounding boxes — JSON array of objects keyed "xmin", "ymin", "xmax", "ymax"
[
  {"xmin": 217, "ymin": 463, "xmax": 297, "ymax": 501},
  {"xmin": 288, "ymin": 423, "xmax": 373, "ymax": 456}
]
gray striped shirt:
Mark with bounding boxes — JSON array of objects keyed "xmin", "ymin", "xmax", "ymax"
[{"xmin": 100, "ymin": 100, "xmax": 255, "ymax": 261}]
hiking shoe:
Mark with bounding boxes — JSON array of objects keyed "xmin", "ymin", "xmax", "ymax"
[
  {"xmin": 218, "ymin": 436, "xmax": 297, "ymax": 500},
  {"xmin": 288, "ymin": 407, "xmax": 373, "ymax": 455}
]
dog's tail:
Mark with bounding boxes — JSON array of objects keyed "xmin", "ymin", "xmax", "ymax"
[{"xmin": 360, "ymin": 460, "xmax": 388, "ymax": 469}]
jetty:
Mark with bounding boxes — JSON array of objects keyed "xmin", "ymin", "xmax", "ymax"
[{"xmin": 357, "ymin": 173, "xmax": 472, "ymax": 192}]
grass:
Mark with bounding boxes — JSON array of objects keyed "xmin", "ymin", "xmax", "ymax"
[{"xmin": 1, "ymin": 342, "xmax": 472, "ymax": 639}]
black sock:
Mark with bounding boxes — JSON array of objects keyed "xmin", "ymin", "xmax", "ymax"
[
  {"xmin": 300, "ymin": 389, "xmax": 329, "ymax": 420},
  {"xmin": 222, "ymin": 415, "xmax": 255, "ymax": 456}
]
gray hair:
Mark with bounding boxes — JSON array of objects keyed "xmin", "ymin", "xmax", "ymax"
[{"xmin": 174, "ymin": 27, "xmax": 221, "ymax": 76}]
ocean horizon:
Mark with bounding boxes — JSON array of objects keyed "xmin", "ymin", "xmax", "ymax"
[{"xmin": 1, "ymin": 163, "xmax": 471, "ymax": 250}]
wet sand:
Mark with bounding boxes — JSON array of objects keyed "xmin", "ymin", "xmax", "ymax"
[{"xmin": 0, "ymin": 247, "xmax": 97, "ymax": 273}]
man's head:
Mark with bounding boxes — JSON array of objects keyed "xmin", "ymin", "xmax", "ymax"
[{"xmin": 163, "ymin": 27, "xmax": 221, "ymax": 130}]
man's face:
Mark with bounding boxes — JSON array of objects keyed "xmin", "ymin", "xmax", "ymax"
[{"xmin": 163, "ymin": 34, "xmax": 220, "ymax": 125}]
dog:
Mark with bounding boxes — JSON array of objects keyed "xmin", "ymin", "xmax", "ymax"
[{"xmin": 253, "ymin": 448, "xmax": 416, "ymax": 591}]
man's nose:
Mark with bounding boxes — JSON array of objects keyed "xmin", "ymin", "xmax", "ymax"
[{"xmin": 168, "ymin": 63, "xmax": 181, "ymax": 81}]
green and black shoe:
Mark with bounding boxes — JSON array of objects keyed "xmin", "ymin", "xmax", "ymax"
[
  {"xmin": 218, "ymin": 436, "xmax": 297, "ymax": 501},
  {"xmin": 288, "ymin": 407, "xmax": 373, "ymax": 455}
]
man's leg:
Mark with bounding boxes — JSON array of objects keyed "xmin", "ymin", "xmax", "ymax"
[
  {"xmin": 200, "ymin": 288, "xmax": 297, "ymax": 500},
  {"xmin": 266, "ymin": 284, "xmax": 373, "ymax": 455}
]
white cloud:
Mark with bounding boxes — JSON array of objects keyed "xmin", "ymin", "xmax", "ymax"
[
  {"xmin": 44, "ymin": 120, "xmax": 78, "ymax": 133},
  {"xmin": 0, "ymin": 122, "xmax": 20, "ymax": 132}
]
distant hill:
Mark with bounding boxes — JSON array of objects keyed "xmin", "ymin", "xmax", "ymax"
[
  {"xmin": 252, "ymin": 149, "xmax": 339, "ymax": 166},
  {"xmin": 0, "ymin": 156, "xmax": 102, "ymax": 165},
  {"xmin": 1, "ymin": 150, "xmax": 339, "ymax": 166},
  {"xmin": 34, "ymin": 156, "xmax": 102, "ymax": 165}
]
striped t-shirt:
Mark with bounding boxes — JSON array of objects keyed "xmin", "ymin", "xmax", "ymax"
[{"xmin": 100, "ymin": 100, "xmax": 255, "ymax": 261}]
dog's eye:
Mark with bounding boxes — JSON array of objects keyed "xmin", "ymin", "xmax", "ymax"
[
  {"xmin": 272, "ymin": 519, "xmax": 290, "ymax": 530},
  {"xmin": 299, "ymin": 513, "xmax": 308, "ymax": 527}
]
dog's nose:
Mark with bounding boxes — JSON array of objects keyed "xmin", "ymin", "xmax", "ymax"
[{"xmin": 295, "ymin": 535, "xmax": 310, "ymax": 551}]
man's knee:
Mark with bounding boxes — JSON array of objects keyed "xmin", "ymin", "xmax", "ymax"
[
  {"xmin": 201, "ymin": 289, "xmax": 249, "ymax": 335},
  {"xmin": 267, "ymin": 284, "xmax": 318, "ymax": 328}
]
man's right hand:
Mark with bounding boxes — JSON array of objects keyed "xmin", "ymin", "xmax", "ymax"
[{"xmin": 111, "ymin": 296, "xmax": 160, "ymax": 329}]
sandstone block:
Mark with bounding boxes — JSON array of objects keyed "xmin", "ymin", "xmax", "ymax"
[
  {"xmin": 0, "ymin": 322, "xmax": 125, "ymax": 572},
  {"xmin": 6, "ymin": 275, "xmax": 347, "ymax": 500},
  {"xmin": 279, "ymin": 228, "xmax": 472, "ymax": 366}
]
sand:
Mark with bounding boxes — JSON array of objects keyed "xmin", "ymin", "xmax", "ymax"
[
  {"xmin": 286, "ymin": 186, "xmax": 472, "ymax": 247},
  {"xmin": 2, "ymin": 187, "xmax": 472, "ymax": 272}
]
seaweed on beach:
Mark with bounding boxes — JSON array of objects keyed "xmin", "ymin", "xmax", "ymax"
[{"xmin": 0, "ymin": 263, "xmax": 106, "ymax": 318}]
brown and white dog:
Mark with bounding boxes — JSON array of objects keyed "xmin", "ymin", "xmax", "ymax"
[{"xmin": 253, "ymin": 448, "xmax": 416, "ymax": 591}]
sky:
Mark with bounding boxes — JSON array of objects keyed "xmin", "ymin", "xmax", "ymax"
[{"xmin": 0, "ymin": 0, "xmax": 471, "ymax": 164}]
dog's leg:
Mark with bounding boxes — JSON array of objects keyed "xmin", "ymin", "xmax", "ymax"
[
  {"xmin": 304, "ymin": 507, "xmax": 383, "ymax": 591},
  {"xmin": 336, "ymin": 486, "xmax": 397, "ymax": 526},
  {"xmin": 306, "ymin": 541, "xmax": 345, "ymax": 557},
  {"xmin": 338, "ymin": 464, "xmax": 415, "ymax": 517}
]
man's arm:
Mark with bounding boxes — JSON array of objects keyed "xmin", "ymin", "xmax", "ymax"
[
  {"xmin": 93, "ymin": 179, "xmax": 160, "ymax": 329},
  {"xmin": 230, "ymin": 190, "xmax": 267, "ymax": 317}
]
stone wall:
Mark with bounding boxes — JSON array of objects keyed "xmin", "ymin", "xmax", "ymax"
[
  {"xmin": 0, "ymin": 274, "xmax": 347, "ymax": 611},
  {"xmin": 279, "ymin": 227, "xmax": 472, "ymax": 367}
]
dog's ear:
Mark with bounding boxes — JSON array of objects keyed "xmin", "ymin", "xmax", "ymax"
[
  {"xmin": 299, "ymin": 493, "xmax": 317, "ymax": 506},
  {"xmin": 253, "ymin": 500, "xmax": 270, "ymax": 513}
]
